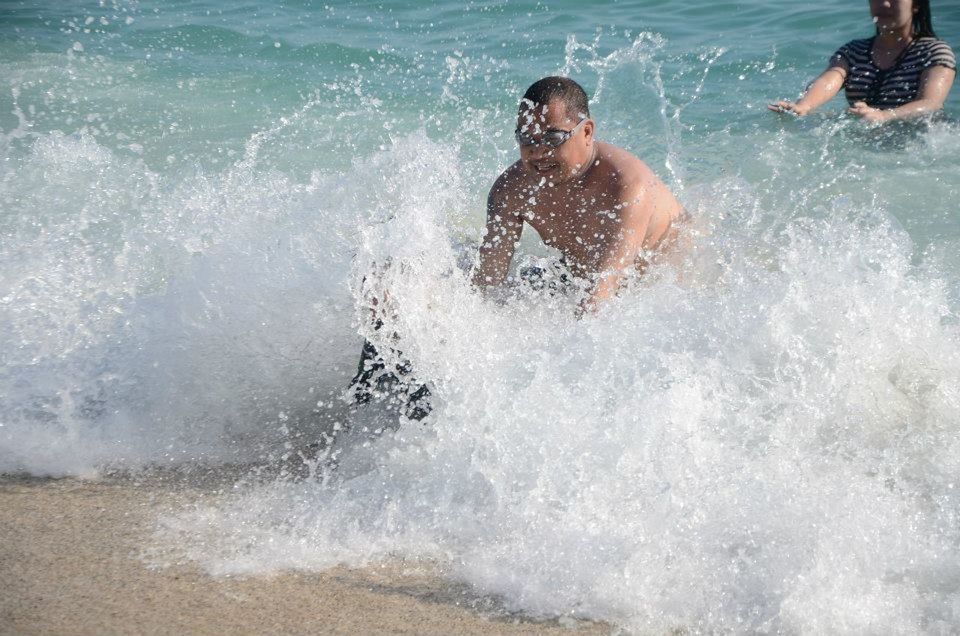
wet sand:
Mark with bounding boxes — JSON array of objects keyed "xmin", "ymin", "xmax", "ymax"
[{"xmin": 0, "ymin": 473, "xmax": 610, "ymax": 636}]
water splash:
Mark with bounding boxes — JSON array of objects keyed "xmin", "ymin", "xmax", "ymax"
[
  {"xmin": 154, "ymin": 132, "xmax": 960, "ymax": 631},
  {"xmin": 4, "ymin": 6, "xmax": 960, "ymax": 631},
  {"xmin": 0, "ymin": 127, "xmax": 361, "ymax": 475},
  {"xmin": 561, "ymin": 32, "xmax": 726, "ymax": 190}
]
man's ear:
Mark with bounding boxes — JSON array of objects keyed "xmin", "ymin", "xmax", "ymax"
[{"xmin": 583, "ymin": 119, "xmax": 595, "ymax": 142}]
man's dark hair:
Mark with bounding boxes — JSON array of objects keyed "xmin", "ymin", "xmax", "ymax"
[{"xmin": 520, "ymin": 76, "xmax": 590, "ymax": 119}]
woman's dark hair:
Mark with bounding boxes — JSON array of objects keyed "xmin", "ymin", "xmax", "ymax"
[
  {"xmin": 912, "ymin": 0, "xmax": 936, "ymax": 38},
  {"xmin": 878, "ymin": 0, "xmax": 937, "ymax": 38}
]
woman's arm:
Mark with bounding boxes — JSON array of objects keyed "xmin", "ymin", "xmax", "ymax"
[
  {"xmin": 848, "ymin": 65, "xmax": 956, "ymax": 123},
  {"xmin": 769, "ymin": 62, "xmax": 848, "ymax": 116}
]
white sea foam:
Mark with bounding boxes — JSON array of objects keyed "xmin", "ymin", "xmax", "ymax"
[{"xmin": 0, "ymin": 130, "xmax": 361, "ymax": 474}]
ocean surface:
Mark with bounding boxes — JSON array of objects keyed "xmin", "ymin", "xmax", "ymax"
[{"xmin": 3, "ymin": 0, "xmax": 960, "ymax": 631}]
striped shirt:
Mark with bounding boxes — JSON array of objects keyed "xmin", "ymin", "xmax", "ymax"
[{"xmin": 830, "ymin": 37, "xmax": 956, "ymax": 109}]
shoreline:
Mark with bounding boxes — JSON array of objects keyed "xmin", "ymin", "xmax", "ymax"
[{"xmin": 0, "ymin": 473, "xmax": 609, "ymax": 635}]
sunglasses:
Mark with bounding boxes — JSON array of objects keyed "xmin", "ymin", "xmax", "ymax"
[{"xmin": 514, "ymin": 117, "xmax": 587, "ymax": 148}]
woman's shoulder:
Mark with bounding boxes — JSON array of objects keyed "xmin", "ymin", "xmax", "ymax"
[
  {"xmin": 913, "ymin": 37, "xmax": 956, "ymax": 68},
  {"xmin": 915, "ymin": 37, "xmax": 952, "ymax": 47},
  {"xmin": 832, "ymin": 38, "xmax": 873, "ymax": 63},
  {"xmin": 838, "ymin": 37, "xmax": 873, "ymax": 52},
  {"xmin": 913, "ymin": 37, "xmax": 954, "ymax": 53}
]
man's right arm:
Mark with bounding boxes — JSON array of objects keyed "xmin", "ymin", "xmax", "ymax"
[{"xmin": 471, "ymin": 177, "xmax": 523, "ymax": 290}]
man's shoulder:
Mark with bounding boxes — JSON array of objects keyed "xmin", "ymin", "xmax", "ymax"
[
  {"xmin": 596, "ymin": 142, "xmax": 655, "ymax": 191},
  {"xmin": 491, "ymin": 160, "xmax": 529, "ymax": 190},
  {"xmin": 487, "ymin": 161, "xmax": 526, "ymax": 209},
  {"xmin": 494, "ymin": 159, "xmax": 525, "ymax": 182}
]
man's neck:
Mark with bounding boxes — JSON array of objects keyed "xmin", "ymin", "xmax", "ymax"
[{"xmin": 562, "ymin": 143, "xmax": 599, "ymax": 189}]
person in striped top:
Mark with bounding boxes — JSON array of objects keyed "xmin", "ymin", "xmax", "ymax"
[{"xmin": 769, "ymin": 0, "xmax": 955, "ymax": 123}]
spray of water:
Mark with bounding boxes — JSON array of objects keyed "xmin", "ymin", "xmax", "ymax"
[
  {"xmin": 154, "ymin": 129, "xmax": 960, "ymax": 630},
  {"xmin": 4, "ymin": 23, "xmax": 960, "ymax": 632}
]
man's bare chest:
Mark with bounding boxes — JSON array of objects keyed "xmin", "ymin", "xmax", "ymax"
[{"xmin": 518, "ymin": 191, "xmax": 623, "ymax": 263}]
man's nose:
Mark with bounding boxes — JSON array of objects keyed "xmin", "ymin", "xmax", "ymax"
[{"xmin": 529, "ymin": 144, "xmax": 553, "ymax": 158}]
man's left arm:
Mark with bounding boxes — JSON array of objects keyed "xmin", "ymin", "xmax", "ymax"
[{"xmin": 580, "ymin": 185, "xmax": 651, "ymax": 315}]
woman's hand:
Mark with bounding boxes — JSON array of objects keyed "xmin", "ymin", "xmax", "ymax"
[
  {"xmin": 767, "ymin": 65, "xmax": 847, "ymax": 118},
  {"xmin": 768, "ymin": 100, "xmax": 811, "ymax": 116},
  {"xmin": 848, "ymin": 101, "xmax": 894, "ymax": 123}
]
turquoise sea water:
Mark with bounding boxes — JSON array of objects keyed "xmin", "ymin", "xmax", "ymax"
[{"xmin": 4, "ymin": 1, "xmax": 960, "ymax": 631}]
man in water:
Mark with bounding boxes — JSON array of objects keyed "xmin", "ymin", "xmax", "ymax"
[
  {"xmin": 472, "ymin": 76, "xmax": 685, "ymax": 313},
  {"xmin": 352, "ymin": 77, "xmax": 684, "ymax": 420}
]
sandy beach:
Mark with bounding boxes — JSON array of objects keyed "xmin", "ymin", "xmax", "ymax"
[{"xmin": 0, "ymin": 473, "xmax": 609, "ymax": 636}]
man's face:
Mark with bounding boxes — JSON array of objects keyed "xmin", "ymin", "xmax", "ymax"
[{"xmin": 515, "ymin": 99, "xmax": 594, "ymax": 185}]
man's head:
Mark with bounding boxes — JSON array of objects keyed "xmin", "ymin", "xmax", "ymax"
[{"xmin": 515, "ymin": 76, "xmax": 595, "ymax": 184}]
